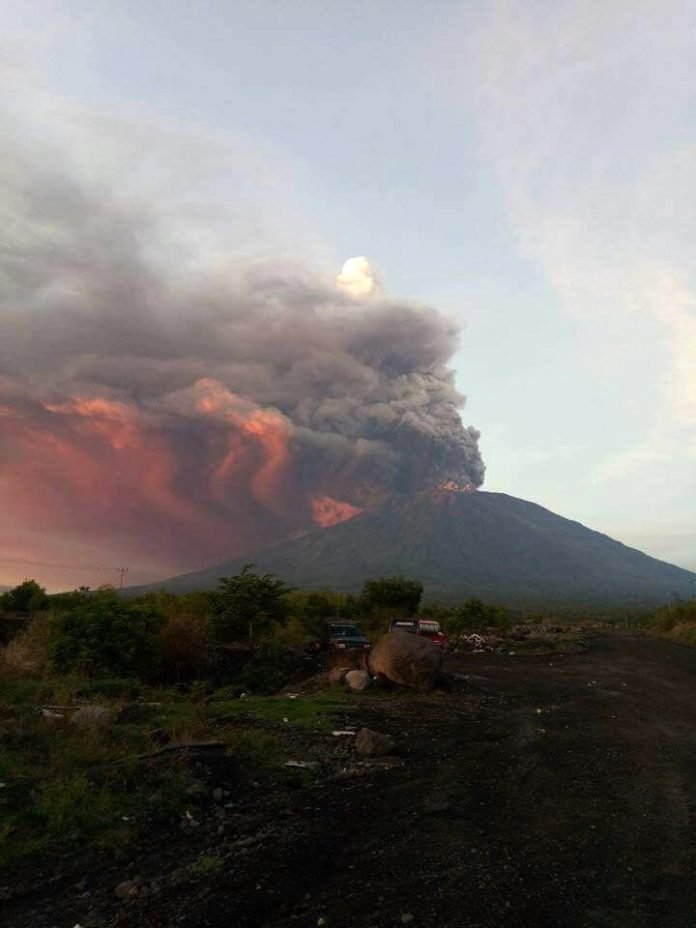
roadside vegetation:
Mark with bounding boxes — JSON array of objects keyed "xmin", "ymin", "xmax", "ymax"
[
  {"xmin": 0, "ymin": 570, "xmax": 439, "ymax": 869},
  {"xmin": 642, "ymin": 597, "xmax": 696, "ymax": 647},
  {"xmin": 1, "ymin": 569, "xmax": 688, "ymax": 873}
]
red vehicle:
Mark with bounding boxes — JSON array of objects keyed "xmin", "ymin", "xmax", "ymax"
[{"xmin": 389, "ymin": 618, "xmax": 448, "ymax": 649}]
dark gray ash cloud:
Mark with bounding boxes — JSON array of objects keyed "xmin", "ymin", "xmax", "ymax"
[{"xmin": 0, "ymin": 102, "xmax": 484, "ymax": 572}]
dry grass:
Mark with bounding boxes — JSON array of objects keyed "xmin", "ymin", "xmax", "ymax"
[
  {"xmin": 658, "ymin": 621, "xmax": 696, "ymax": 648},
  {"xmin": 0, "ymin": 616, "xmax": 53, "ymax": 680}
]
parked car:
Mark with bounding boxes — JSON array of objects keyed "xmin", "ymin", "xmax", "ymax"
[
  {"xmin": 326, "ymin": 623, "xmax": 371, "ymax": 651},
  {"xmin": 305, "ymin": 623, "xmax": 371, "ymax": 653},
  {"xmin": 389, "ymin": 618, "xmax": 448, "ymax": 649}
]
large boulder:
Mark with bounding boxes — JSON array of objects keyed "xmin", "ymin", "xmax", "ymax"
[{"xmin": 369, "ymin": 630, "xmax": 444, "ymax": 690}]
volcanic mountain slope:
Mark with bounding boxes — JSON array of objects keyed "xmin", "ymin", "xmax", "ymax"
[{"xmin": 136, "ymin": 490, "xmax": 696, "ymax": 604}]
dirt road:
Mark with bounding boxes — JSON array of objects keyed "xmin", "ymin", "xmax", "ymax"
[
  {"xmin": 5, "ymin": 632, "xmax": 696, "ymax": 927},
  {"xmin": 286, "ymin": 632, "xmax": 696, "ymax": 928}
]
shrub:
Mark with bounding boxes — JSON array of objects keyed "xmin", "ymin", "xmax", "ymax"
[
  {"xmin": 158, "ymin": 612, "xmax": 213, "ymax": 681},
  {"xmin": 273, "ymin": 614, "xmax": 311, "ymax": 647},
  {"xmin": 671, "ymin": 623, "xmax": 696, "ymax": 647},
  {"xmin": 0, "ymin": 615, "xmax": 54, "ymax": 680},
  {"xmin": 657, "ymin": 612, "xmax": 677, "ymax": 632},
  {"xmin": 50, "ymin": 591, "xmax": 163, "ymax": 678},
  {"xmin": 643, "ymin": 598, "xmax": 696, "ymax": 648},
  {"xmin": 132, "ymin": 590, "xmax": 214, "ymax": 619},
  {"xmin": 236, "ymin": 640, "xmax": 306, "ymax": 694},
  {"xmin": 0, "ymin": 580, "xmax": 48, "ymax": 615},
  {"xmin": 446, "ymin": 599, "xmax": 510, "ymax": 634}
]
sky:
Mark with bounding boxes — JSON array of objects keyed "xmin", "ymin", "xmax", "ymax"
[{"xmin": 2, "ymin": 0, "xmax": 695, "ymax": 590}]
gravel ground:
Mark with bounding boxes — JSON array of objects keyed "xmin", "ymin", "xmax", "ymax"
[{"xmin": 3, "ymin": 631, "xmax": 696, "ymax": 928}]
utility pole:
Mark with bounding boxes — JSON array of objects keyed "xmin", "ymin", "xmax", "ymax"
[{"xmin": 116, "ymin": 567, "xmax": 129, "ymax": 590}]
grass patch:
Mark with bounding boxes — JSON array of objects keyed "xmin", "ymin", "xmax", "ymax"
[
  {"xmin": 1, "ymin": 774, "xmax": 135, "ymax": 867},
  {"xmin": 224, "ymin": 730, "xmax": 284, "ymax": 769},
  {"xmin": 189, "ymin": 853, "xmax": 225, "ymax": 878},
  {"xmin": 205, "ymin": 689, "xmax": 348, "ymax": 730},
  {"xmin": 0, "ymin": 677, "xmax": 349, "ymax": 868}
]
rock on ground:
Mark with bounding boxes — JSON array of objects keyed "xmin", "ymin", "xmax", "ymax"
[
  {"xmin": 369, "ymin": 630, "xmax": 443, "ymax": 690},
  {"xmin": 345, "ymin": 670, "xmax": 372, "ymax": 692},
  {"xmin": 327, "ymin": 666, "xmax": 350, "ymax": 684},
  {"xmin": 70, "ymin": 706, "xmax": 113, "ymax": 727},
  {"xmin": 355, "ymin": 727, "xmax": 394, "ymax": 757}
]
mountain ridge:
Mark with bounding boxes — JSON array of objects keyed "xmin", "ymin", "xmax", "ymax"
[{"xmin": 128, "ymin": 490, "xmax": 696, "ymax": 604}]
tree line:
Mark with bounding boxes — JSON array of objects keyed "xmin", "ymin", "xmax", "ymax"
[{"xmin": 0, "ymin": 568, "xmax": 514, "ymax": 680}]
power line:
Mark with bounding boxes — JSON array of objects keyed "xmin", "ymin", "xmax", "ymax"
[
  {"xmin": 0, "ymin": 557, "xmax": 124, "ymax": 571},
  {"xmin": 0, "ymin": 558, "xmax": 133, "ymax": 589}
]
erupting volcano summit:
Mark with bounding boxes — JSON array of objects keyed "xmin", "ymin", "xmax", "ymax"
[{"xmin": 133, "ymin": 488, "xmax": 696, "ymax": 605}]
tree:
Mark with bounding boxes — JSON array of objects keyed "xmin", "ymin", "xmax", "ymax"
[
  {"xmin": 286, "ymin": 590, "xmax": 360, "ymax": 640},
  {"xmin": 212, "ymin": 564, "xmax": 291, "ymax": 644},
  {"xmin": 50, "ymin": 590, "xmax": 163, "ymax": 678},
  {"xmin": 448, "ymin": 598, "xmax": 509, "ymax": 633},
  {"xmin": 47, "ymin": 587, "xmax": 92, "ymax": 613},
  {"xmin": 0, "ymin": 579, "xmax": 48, "ymax": 614},
  {"xmin": 298, "ymin": 592, "xmax": 334, "ymax": 639},
  {"xmin": 359, "ymin": 575, "xmax": 423, "ymax": 628}
]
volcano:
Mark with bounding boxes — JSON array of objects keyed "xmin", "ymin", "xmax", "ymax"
[{"xmin": 132, "ymin": 490, "xmax": 696, "ymax": 604}]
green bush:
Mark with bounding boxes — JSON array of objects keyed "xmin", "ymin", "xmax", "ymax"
[
  {"xmin": 644, "ymin": 598, "xmax": 696, "ymax": 647},
  {"xmin": 359, "ymin": 576, "xmax": 423, "ymax": 631},
  {"xmin": 212, "ymin": 565, "xmax": 290, "ymax": 644},
  {"xmin": 236, "ymin": 640, "xmax": 304, "ymax": 694},
  {"xmin": 445, "ymin": 598, "xmax": 510, "ymax": 634},
  {"xmin": 0, "ymin": 580, "xmax": 48, "ymax": 614},
  {"xmin": 50, "ymin": 591, "xmax": 163, "ymax": 678}
]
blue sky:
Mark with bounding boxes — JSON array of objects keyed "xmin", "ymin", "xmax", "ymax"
[{"xmin": 3, "ymin": 0, "xmax": 695, "ymax": 580}]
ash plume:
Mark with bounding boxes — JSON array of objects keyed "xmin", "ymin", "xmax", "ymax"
[{"xmin": 0, "ymin": 106, "xmax": 484, "ymax": 579}]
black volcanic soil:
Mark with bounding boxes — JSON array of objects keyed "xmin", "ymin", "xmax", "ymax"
[{"xmin": 4, "ymin": 633, "xmax": 696, "ymax": 928}]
